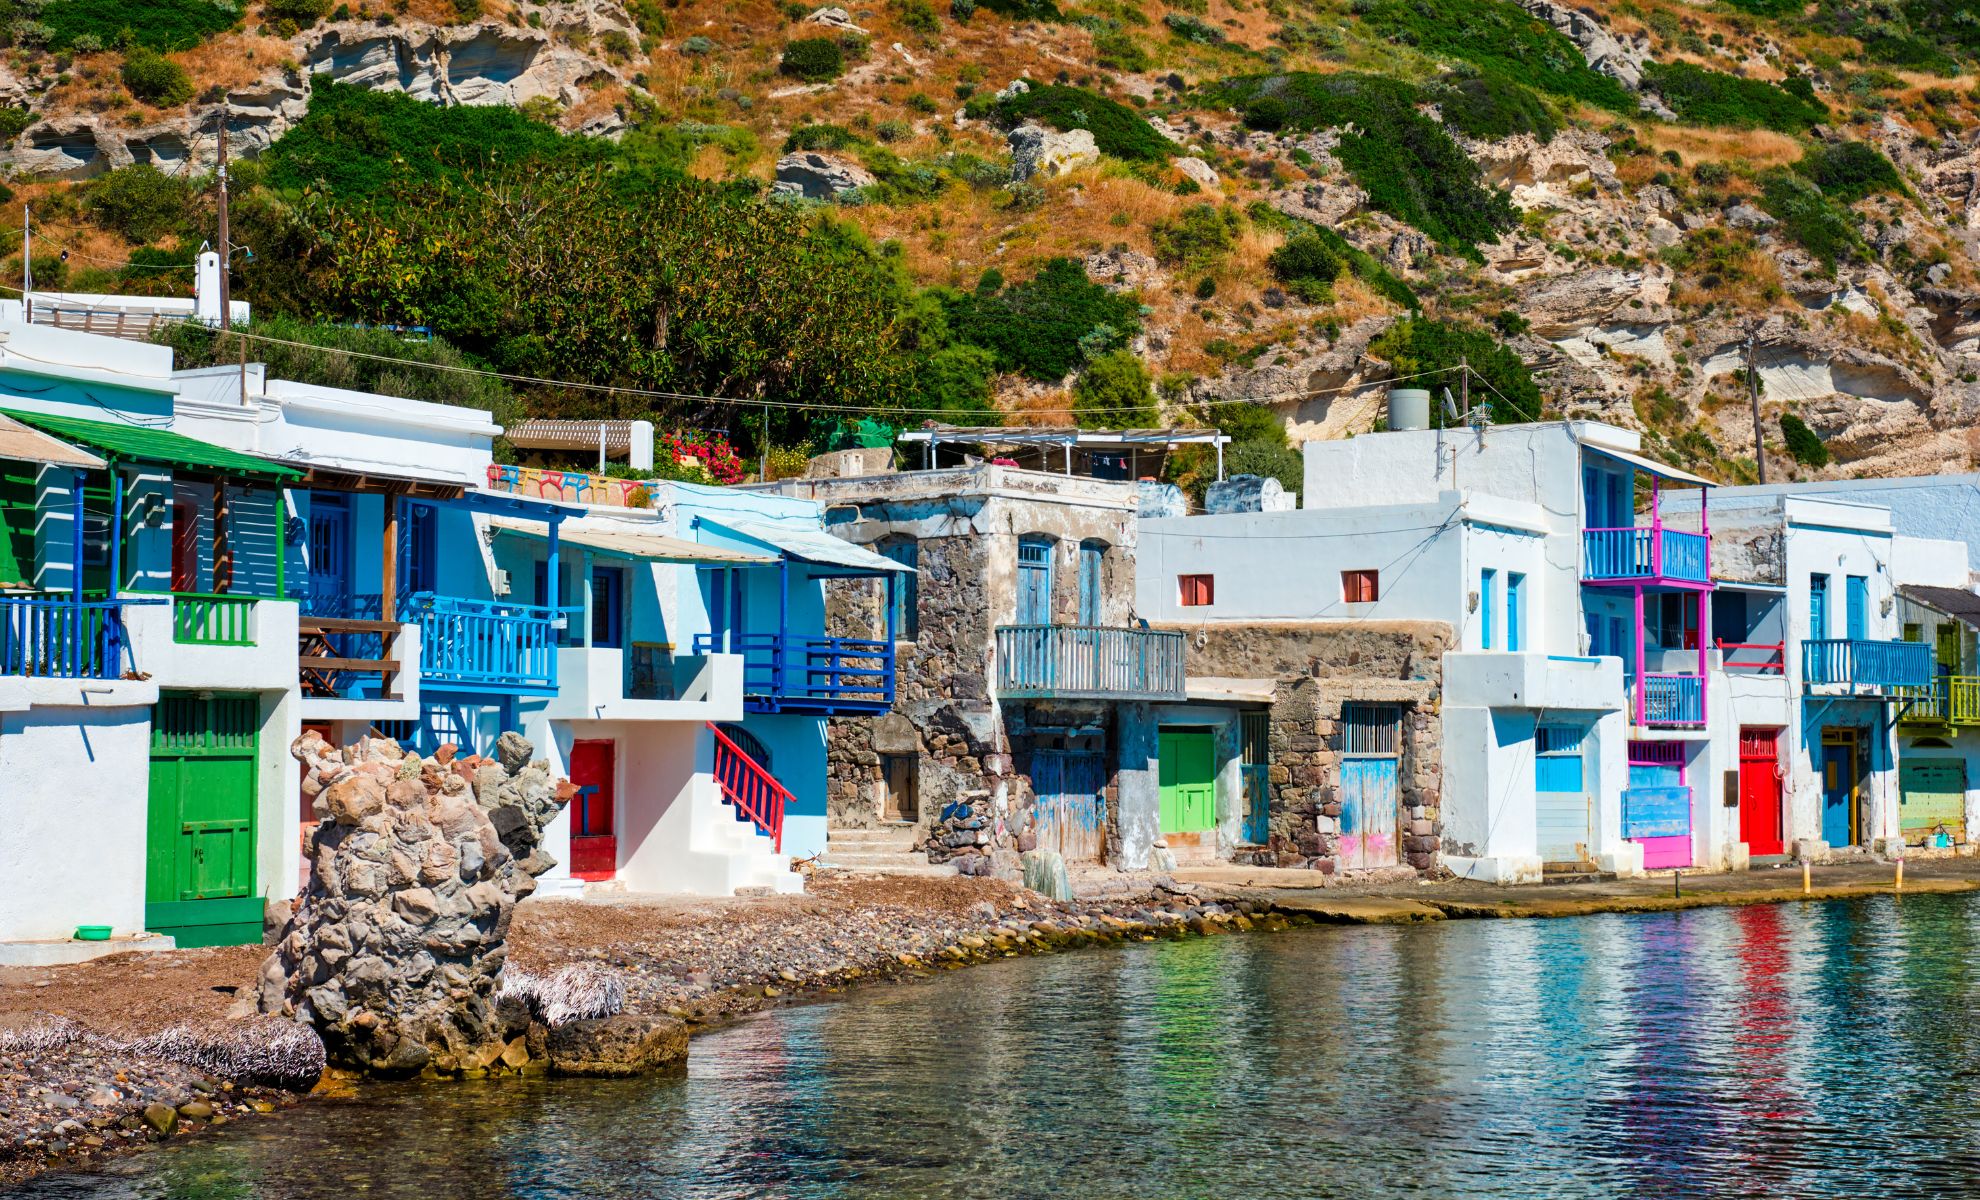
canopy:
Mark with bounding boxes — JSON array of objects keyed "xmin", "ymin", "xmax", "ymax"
[
  {"xmin": 1587, "ymin": 445, "xmax": 1714, "ymax": 488},
  {"xmin": 507, "ymin": 419, "xmax": 643, "ymax": 457},
  {"xmin": 1, "ymin": 408, "xmax": 302, "ymax": 482},
  {"xmin": 0, "ymin": 412, "xmax": 104, "ymax": 469},
  {"xmin": 695, "ymin": 515, "xmax": 913, "ymax": 575},
  {"xmin": 489, "ymin": 517, "xmax": 775, "ymax": 565}
]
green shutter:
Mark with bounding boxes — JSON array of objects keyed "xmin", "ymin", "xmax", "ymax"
[{"xmin": 0, "ymin": 465, "xmax": 35, "ymax": 587}]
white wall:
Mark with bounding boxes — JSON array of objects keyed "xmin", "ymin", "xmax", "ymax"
[{"xmin": 1894, "ymin": 536, "xmax": 1970, "ymax": 589}]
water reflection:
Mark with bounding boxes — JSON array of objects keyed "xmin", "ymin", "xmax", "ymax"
[{"xmin": 20, "ymin": 897, "xmax": 1980, "ymax": 1200}]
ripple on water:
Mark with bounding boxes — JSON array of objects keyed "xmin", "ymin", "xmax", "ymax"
[{"xmin": 16, "ymin": 894, "xmax": 1980, "ymax": 1200}]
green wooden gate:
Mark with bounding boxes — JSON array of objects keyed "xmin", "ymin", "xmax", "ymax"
[
  {"xmin": 146, "ymin": 692, "xmax": 264, "ymax": 947},
  {"xmin": 1159, "ymin": 728, "xmax": 1217, "ymax": 834},
  {"xmin": 1900, "ymin": 758, "xmax": 1967, "ymax": 847}
]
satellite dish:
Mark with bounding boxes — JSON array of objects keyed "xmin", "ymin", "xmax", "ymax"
[{"xmin": 1441, "ymin": 387, "xmax": 1461, "ymax": 422}]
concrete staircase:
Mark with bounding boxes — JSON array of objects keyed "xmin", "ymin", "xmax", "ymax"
[{"xmin": 821, "ymin": 825, "xmax": 958, "ymax": 877}]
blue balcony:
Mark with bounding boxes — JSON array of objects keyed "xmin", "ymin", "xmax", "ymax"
[
  {"xmin": 1638, "ymin": 672, "xmax": 1704, "ymax": 727},
  {"xmin": 994, "ymin": 624, "xmax": 1187, "ymax": 702},
  {"xmin": 1803, "ymin": 639, "xmax": 1933, "ymax": 694},
  {"xmin": 691, "ymin": 631, "xmax": 895, "ymax": 715},
  {"xmin": 408, "ymin": 593, "xmax": 573, "ymax": 695},
  {"xmin": 1583, "ymin": 527, "xmax": 1709, "ymax": 584},
  {"xmin": 1, "ymin": 594, "xmax": 138, "ymax": 679}
]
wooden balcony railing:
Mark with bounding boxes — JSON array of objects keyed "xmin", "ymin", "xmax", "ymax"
[
  {"xmin": 0, "ymin": 594, "xmax": 144, "ymax": 678},
  {"xmin": 994, "ymin": 624, "xmax": 1187, "ymax": 701},
  {"xmin": 298, "ymin": 616, "xmax": 404, "ymax": 701},
  {"xmin": 1583, "ymin": 527, "xmax": 1709, "ymax": 584},
  {"xmin": 1898, "ymin": 676, "xmax": 1980, "ymax": 726},
  {"xmin": 1802, "ymin": 639, "xmax": 1933, "ymax": 692}
]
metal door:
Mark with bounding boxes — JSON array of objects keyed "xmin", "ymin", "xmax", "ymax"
[
  {"xmin": 146, "ymin": 693, "xmax": 260, "ymax": 948},
  {"xmin": 1158, "ymin": 729, "xmax": 1216, "ymax": 834},
  {"xmin": 1821, "ymin": 735, "xmax": 1857, "ymax": 847},
  {"xmin": 568, "ymin": 738, "xmax": 617, "ymax": 881},
  {"xmin": 1739, "ymin": 728, "xmax": 1785, "ymax": 856},
  {"xmin": 1535, "ymin": 724, "xmax": 1591, "ymax": 864},
  {"xmin": 1900, "ymin": 758, "xmax": 1966, "ymax": 847},
  {"xmin": 1033, "ymin": 750, "xmax": 1106, "ymax": 863}
]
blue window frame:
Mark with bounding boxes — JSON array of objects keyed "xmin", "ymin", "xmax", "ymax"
[
  {"xmin": 591, "ymin": 565, "xmax": 625, "ymax": 649},
  {"xmin": 1078, "ymin": 540, "xmax": 1105, "ymax": 626},
  {"xmin": 881, "ymin": 540, "xmax": 919, "ymax": 640},
  {"xmin": 1481, "ymin": 569, "xmax": 1497, "ymax": 650},
  {"xmin": 1506, "ymin": 572, "xmax": 1525, "ymax": 653},
  {"xmin": 1845, "ymin": 575, "xmax": 1868, "ymax": 641},
  {"xmin": 1810, "ymin": 573, "xmax": 1830, "ymax": 641},
  {"xmin": 1017, "ymin": 535, "xmax": 1054, "ymax": 625},
  {"xmin": 1536, "ymin": 724, "xmax": 1586, "ymax": 792}
]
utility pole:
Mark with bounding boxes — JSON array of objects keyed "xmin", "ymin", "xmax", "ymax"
[
  {"xmin": 21, "ymin": 203, "xmax": 30, "ymax": 324},
  {"xmin": 1459, "ymin": 354, "xmax": 1469, "ymax": 419},
  {"xmin": 215, "ymin": 111, "xmax": 231, "ymax": 332},
  {"xmin": 1746, "ymin": 325, "xmax": 1765, "ymax": 484}
]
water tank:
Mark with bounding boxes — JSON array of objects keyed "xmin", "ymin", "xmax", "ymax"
[
  {"xmin": 1205, "ymin": 474, "xmax": 1293, "ymax": 514},
  {"xmin": 1387, "ymin": 387, "xmax": 1431, "ymax": 432},
  {"xmin": 1137, "ymin": 481, "xmax": 1188, "ymax": 519}
]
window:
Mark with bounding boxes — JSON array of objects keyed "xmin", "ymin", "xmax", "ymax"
[
  {"xmin": 881, "ymin": 539, "xmax": 919, "ymax": 640},
  {"xmin": 1535, "ymin": 724, "xmax": 1585, "ymax": 792},
  {"xmin": 1017, "ymin": 535, "xmax": 1054, "ymax": 624},
  {"xmin": 1340, "ymin": 702, "xmax": 1402, "ymax": 756},
  {"xmin": 1809, "ymin": 573, "xmax": 1830, "ymax": 640},
  {"xmin": 1845, "ymin": 575, "xmax": 1868, "ymax": 641},
  {"xmin": 1903, "ymin": 622, "xmax": 1924, "ymax": 643},
  {"xmin": 590, "ymin": 566, "xmax": 625, "ymax": 649},
  {"xmin": 1178, "ymin": 573, "xmax": 1215, "ymax": 607},
  {"xmin": 1342, "ymin": 569, "xmax": 1379, "ymax": 603},
  {"xmin": 882, "ymin": 753, "xmax": 919, "ymax": 822},
  {"xmin": 1481, "ymin": 569, "xmax": 1497, "ymax": 650},
  {"xmin": 1506, "ymin": 572, "xmax": 1525, "ymax": 652},
  {"xmin": 402, "ymin": 502, "xmax": 438, "ymax": 598},
  {"xmin": 1078, "ymin": 540, "xmax": 1106, "ymax": 626}
]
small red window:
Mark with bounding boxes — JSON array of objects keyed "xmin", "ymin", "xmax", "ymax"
[
  {"xmin": 1342, "ymin": 569, "xmax": 1379, "ymax": 603},
  {"xmin": 1178, "ymin": 574, "xmax": 1215, "ymax": 607}
]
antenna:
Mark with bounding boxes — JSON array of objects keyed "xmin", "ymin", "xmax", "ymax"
[{"xmin": 1441, "ymin": 387, "xmax": 1460, "ymax": 424}]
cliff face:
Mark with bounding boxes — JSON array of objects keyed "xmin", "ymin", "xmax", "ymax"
[{"xmin": 6, "ymin": 0, "xmax": 1980, "ymax": 480}]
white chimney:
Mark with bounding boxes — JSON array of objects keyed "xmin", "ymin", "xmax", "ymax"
[
  {"xmin": 194, "ymin": 250, "xmax": 223, "ymax": 324},
  {"xmin": 630, "ymin": 419, "xmax": 655, "ymax": 472}
]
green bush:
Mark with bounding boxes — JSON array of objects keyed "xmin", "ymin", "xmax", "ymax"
[
  {"xmin": 1367, "ymin": 318, "xmax": 1540, "ymax": 423},
  {"xmin": 1151, "ymin": 203, "xmax": 1240, "ymax": 269},
  {"xmin": 1248, "ymin": 201, "xmax": 1416, "ymax": 310},
  {"xmin": 1225, "ymin": 438, "xmax": 1303, "ymax": 496},
  {"xmin": 785, "ymin": 122, "xmax": 863, "ymax": 151},
  {"xmin": 1072, "ymin": 349, "xmax": 1157, "ymax": 427},
  {"xmin": 942, "ymin": 256, "xmax": 1143, "ymax": 380},
  {"xmin": 84, "ymin": 164, "xmax": 194, "ymax": 242},
  {"xmin": 781, "ymin": 37, "xmax": 846, "ymax": 82},
  {"xmin": 264, "ymin": 0, "xmax": 331, "ymax": 26},
  {"xmin": 1355, "ymin": 0, "xmax": 1633, "ymax": 113},
  {"xmin": 1643, "ymin": 62, "xmax": 1826, "ymax": 132},
  {"xmin": 1758, "ymin": 168, "xmax": 1863, "ymax": 268},
  {"xmin": 1796, "ymin": 140, "xmax": 1905, "ymax": 203},
  {"xmin": 121, "ymin": 49, "xmax": 193, "ymax": 106},
  {"xmin": 42, "ymin": 0, "xmax": 239, "ymax": 52},
  {"xmin": 1431, "ymin": 72, "xmax": 1558, "ymax": 143},
  {"xmin": 1205, "ymin": 73, "xmax": 1515, "ymax": 257},
  {"xmin": 1780, "ymin": 412, "xmax": 1830, "ymax": 467},
  {"xmin": 974, "ymin": 0, "xmax": 1061, "ymax": 18},
  {"xmin": 0, "ymin": 106, "xmax": 34, "ymax": 141},
  {"xmin": 895, "ymin": 0, "xmax": 941, "ymax": 34},
  {"xmin": 1242, "ymin": 96, "xmax": 1289, "ymax": 131},
  {"xmin": 1093, "ymin": 30, "xmax": 1151, "ymax": 72},
  {"xmin": 680, "ymin": 34, "xmax": 715, "ymax": 53},
  {"xmin": 910, "ymin": 343, "xmax": 999, "ymax": 417},
  {"xmin": 1268, "ymin": 233, "xmax": 1343, "ymax": 302},
  {"xmin": 1163, "ymin": 11, "xmax": 1222, "ymax": 43},
  {"xmin": 994, "ymin": 83, "xmax": 1172, "ymax": 161}
]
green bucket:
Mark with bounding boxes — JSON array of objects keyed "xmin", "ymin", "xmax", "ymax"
[{"xmin": 73, "ymin": 925, "xmax": 112, "ymax": 942}]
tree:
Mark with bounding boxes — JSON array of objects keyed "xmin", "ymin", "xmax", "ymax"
[
  {"xmin": 1072, "ymin": 350, "xmax": 1157, "ymax": 428},
  {"xmin": 1367, "ymin": 318, "xmax": 1540, "ymax": 423}
]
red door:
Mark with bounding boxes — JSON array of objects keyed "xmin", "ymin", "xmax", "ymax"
[
  {"xmin": 171, "ymin": 502, "xmax": 198, "ymax": 592},
  {"xmin": 568, "ymin": 739, "xmax": 617, "ymax": 881},
  {"xmin": 1739, "ymin": 727, "xmax": 1785, "ymax": 857}
]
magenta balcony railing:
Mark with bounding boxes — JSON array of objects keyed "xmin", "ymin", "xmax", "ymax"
[
  {"xmin": 1583, "ymin": 527, "xmax": 1709, "ymax": 583},
  {"xmin": 1638, "ymin": 673, "xmax": 1704, "ymax": 727}
]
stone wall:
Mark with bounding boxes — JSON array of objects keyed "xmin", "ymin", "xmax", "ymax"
[{"xmin": 1158, "ymin": 621, "xmax": 1452, "ymax": 875}]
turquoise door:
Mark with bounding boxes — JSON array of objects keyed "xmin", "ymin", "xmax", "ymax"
[
  {"xmin": 1341, "ymin": 757, "xmax": 1399, "ymax": 868},
  {"xmin": 1536, "ymin": 725, "xmax": 1589, "ymax": 863},
  {"xmin": 1845, "ymin": 575, "xmax": 1868, "ymax": 641},
  {"xmin": 1810, "ymin": 574, "xmax": 1829, "ymax": 640},
  {"xmin": 1017, "ymin": 537, "xmax": 1053, "ymax": 625},
  {"xmin": 1821, "ymin": 738, "xmax": 1856, "ymax": 847}
]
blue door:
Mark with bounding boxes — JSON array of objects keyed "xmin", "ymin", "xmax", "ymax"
[
  {"xmin": 1821, "ymin": 737, "xmax": 1856, "ymax": 846},
  {"xmin": 400, "ymin": 502, "xmax": 438, "ymax": 600},
  {"xmin": 1506, "ymin": 573, "xmax": 1525, "ymax": 652},
  {"xmin": 306, "ymin": 494, "xmax": 350, "ymax": 617},
  {"xmin": 1845, "ymin": 575, "xmax": 1868, "ymax": 641},
  {"xmin": 1341, "ymin": 757, "xmax": 1399, "ymax": 868},
  {"xmin": 1033, "ymin": 750, "xmax": 1106, "ymax": 863},
  {"xmin": 1077, "ymin": 541, "xmax": 1104, "ymax": 626},
  {"xmin": 1810, "ymin": 574, "xmax": 1829, "ymax": 641},
  {"xmin": 1017, "ymin": 536, "xmax": 1053, "ymax": 625},
  {"xmin": 1536, "ymin": 725, "xmax": 1589, "ymax": 863}
]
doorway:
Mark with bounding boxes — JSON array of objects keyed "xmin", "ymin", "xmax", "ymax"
[
  {"xmin": 1820, "ymin": 729, "xmax": 1859, "ymax": 848},
  {"xmin": 1034, "ymin": 750, "xmax": 1106, "ymax": 863},
  {"xmin": 1339, "ymin": 702, "xmax": 1402, "ymax": 869},
  {"xmin": 881, "ymin": 753, "xmax": 920, "ymax": 824},
  {"xmin": 146, "ymin": 692, "xmax": 261, "ymax": 947},
  {"xmin": 568, "ymin": 738, "xmax": 618, "ymax": 881},
  {"xmin": 1158, "ymin": 728, "xmax": 1216, "ymax": 835},
  {"xmin": 1739, "ymin": 727, "xmax": 1785, "ymax": 856},
  {"xmin": 1535, "ymin": 723, "xmax": 1592, "ymax": 865},
  {"xmin": 1900, "ymin": 758, "xmax": 1966, "ymax": 847}
]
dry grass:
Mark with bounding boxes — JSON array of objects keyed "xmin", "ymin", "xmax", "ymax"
[
  {"xmin": 176, "ymin": 34, "xmax": 297, "ymax": 94},
  {"xmin": 1643, "ymin": 125, "xmax": 1802, "ymax": 170}
]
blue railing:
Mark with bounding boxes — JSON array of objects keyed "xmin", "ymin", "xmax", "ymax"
[
  {"xmin": 1621, "ymin": 785, "xmax": 1692, "ymax": 840},
  {"xmin": 1, "ymin": 595, "xmax": 137, "ymax": 679},
  {"xmin": 408, "ymin": 593, "xmax": 573, "ymax": 694},
  {"xmin": 691, "ymin": 631, "xmax": 894, "ymax": 715},
  {"xmin": 994, "ymin": 625, "xmax": 1187, "ymax": 701},
  {"xmin": 1803, "ymin": 638, "xmax": 1934, "ymax": 691},
  {"xmin": 1640, "ymin": 673, "xmax": 1704, "ymax": 726},
  {"xmin": 1582, "ymin": 527, "xmax": 1709, "ymax": 583}
]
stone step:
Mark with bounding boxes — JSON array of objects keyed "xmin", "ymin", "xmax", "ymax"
[
  {"xmin": 825, "ymin": 850, "xmax": 934, "ymax": 866},
  {"xmin": 827, "ymin": 826, "xmax": 921, "ymax": 845}
]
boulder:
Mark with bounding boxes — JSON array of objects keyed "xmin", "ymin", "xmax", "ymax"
[
  {"xmin": 545, "ymin": 1014, "xmax": 689, "ymax": 1077},
  {"xmin": 1008, "ymin": 123, "xmax": 1100, "ymax": 182},
  {"xmin": 1175, "ymin": 156, "xmax": 1221, "ymax": 189},
  {"xmin": 773, "ymin": 151, "xmax": 878, "ymax": 199}
]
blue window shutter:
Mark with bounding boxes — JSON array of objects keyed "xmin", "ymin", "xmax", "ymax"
[
  {"xmin": 1018, "ymin": 536, "xmax": 1053, "ymax": 624},
  {"xmin": 1810, "ymin": 574, "xmax": 1829, "ymax": 641},
  {"xmin": 1846, "ymin": 575, "xmax": 1868, "ymax": 641},
  {"xmin": 1078, "ymin": 542, "xmax": 1103, "ymax": 626},
  {"xmin": 882, "ymin": 541, "xmax": 919, "ymax": 639},
  {"xmin": 1481, "ymin": 569, "xmax": 1496, "ymax": 650}
]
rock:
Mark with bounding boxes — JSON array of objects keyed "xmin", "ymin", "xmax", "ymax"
[
  {"xmin": 1726, "ymin": 203, "xmax": 1776, "ymax": 230},
  {"xmin": 140, "ymin": 1103, "xmax": 176, "ymax": 1135},
  {"xmin": 1008, "ymin": 123, "xmax": 1100, "ymax": 182},
  {"xmin": 176, "ymin": 1100, "xmax": 214, "ymax": 1121},
  {"xmin": 1020, "ymin": 849, "xmax": 1073, "ymax": 901},
  {"xmin": 544, "ymin": 1015, "xmax": 689, "ymax": 1077},
  {"xmin": 320, "ymin": 775, "xmax": 386, "ymax": 824},
  {"xmin": 804, "ymin": 5, "xmax": 865, "ymax": 30},
  {"xmin": 1151, "ymin": 846, "xmax": 1179, "ymax": 872},
  {"xmin": 1175, "ymin": 156, "xmax": 1221, "ymax": 189},
  {"xmin": 1515, "ymin": 0, "xmax": 1646, "ymax": 90},
  {"xmin": 995, "ymin": 78, "xmax": 1030, "ymax": 101},
  {"xmin": 773, "ymin": 151, "xmax": 878, "ymax": 199}
]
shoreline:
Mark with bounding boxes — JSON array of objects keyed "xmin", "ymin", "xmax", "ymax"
[{"xmin": 3, "ymin": 860, "xmax": 1975, "ymax": 1191}]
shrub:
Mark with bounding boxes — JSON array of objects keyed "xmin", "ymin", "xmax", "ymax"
[
  {"xmin": 84, "ymin": 164, "xmax": 194, "ymax": 242},
  {"xmin": 875, "ymin": 118, "xmax": 911, "ymax": 142},
  {"xmin": 785, "ymin": 122, "xmax": 862, "ymax": 151},
  {"xmin": 264, "ymin": 0, "xmax": 332, "ymax": 25},
  {"xmin": 1072, "ymin": 349, "xmax": 1157, "ymax": 427},
  {"xmin": 1367, "ymin": 318, "xmax": 1540, "ymax": 422},
  {"xmin": 121, "ymin": 49, "xmax": 193, "ymax": 106},
  {"xmin": 993, "ymin": 83, "xmax": 1172, "ymax": 161},
  {"xmin": 1241, "ymin": 95, "xmax": 1288, "ymax": 131},
  {"xmin": 974, "ymin": 0, "xmax": 1061, "ymax": 18},
  {"xmin": 1151, "ymin": 203, "xmax": 1240, "ymax": 268},
  {"xmin": 680, "ymin": 34, "xmax": 715, "ymax": 53},
  {"xmin": 1758, "ymin": 168, "xmax": 1863, "ymax": 268},
  {"xmin": 1093, "ymin": 31, "xmax": 1151, "ymax": 72},
  {"xmin": 599, "ymin": 29, "xmax": 637, "ymax": 61},
  {"xmin": 781, "ymin": 37, "xmax": 845, "ymax": 81},
  {"xmin": 1163, "ymin": 11, "xmax": 1222, "ymax": 43},
  {"xmin": 0, "ymin": 106, "xmax": 34, "ymax": 141},
  {"xmin": 894, "ymin": 0, "xmax": 940, "ymax": 35},
  {"xmin": 1431, "ymin": 72, "xmax": 1558, "ymax": 143},
  {"xmin": 910, "ymin": 343, "xmax": 999, "ymax": 417},
  {"xmin": 942, "ymin": 256, "xmax": 1143, "ymax": 380},
  {"xmin": 42, "ymin": 0, "xmax": 239, "ymax": 52},
  {"xmin": 1692, "ymin": 160, "xmax": 1730, "ymax": 186},
  {"xmin": 1268, "ymin": 233, "xmax": 1343, "ymax": 302},
  {"xmin": 1355, "ymin": 0, "xmax": 1632, "ymax": 113},
  {"xmin": 1796, "ymin": 140, "xmax": 1904, "ymax": 203},
  {"xmin": 1780, "ymin": 412, "xmax": 1830, "ymax": 466},
  {"xmin": 1643, "ymin": 62, "xmax": 1826, "ymax": 132}
]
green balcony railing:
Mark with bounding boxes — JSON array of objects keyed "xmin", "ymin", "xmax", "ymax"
[{"xmin": 171, "ymin": 593, "xmax": 258, "ymax": 647}]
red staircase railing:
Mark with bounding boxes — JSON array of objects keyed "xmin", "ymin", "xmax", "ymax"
[{"xmin": 707, "ymin": 721, "xmax": 791, "ymax": 851}]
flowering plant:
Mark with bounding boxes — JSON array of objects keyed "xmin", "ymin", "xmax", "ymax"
[{"xmin": 659, "ymin": 430, "xmax": 746, "ymax": 484}]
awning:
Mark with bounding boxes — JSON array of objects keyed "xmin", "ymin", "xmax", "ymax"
[
  {"xmin": 278, "ymin": 460, "xmax": 468, "ymax": 499},
  {"xmin": 1588, "ymin": 445, "xmax": 1714, "ymax": 488},
  {"xmin": 507, "ymin": 419, "xmax": 642, "ymax": 457},
  {"xmin": 0, "ymin": 413, "xmax": 104, "ymax": 469},
  {"xmin": 695, "ymin": 515, "xmax": 913, "ymax": 575},
  {"xmin": 489, "ymin": 518, "xmax": 776, "ymax": 565},
  {"xmin": 1, "ymin": 408, "xmax": 302, "ymax": 482}
]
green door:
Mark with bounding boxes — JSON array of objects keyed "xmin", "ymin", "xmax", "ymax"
[
  {"xmin": 1901, "ymin": 758, "xmax": 1967, "ymax": 847},
  {"xmin": 1159, "ymin": 728, "xmax": 1217, "ymax": 834},
  {"xmin": 146, "ymin": 692, "xmax": 264, "ymax": 948}
]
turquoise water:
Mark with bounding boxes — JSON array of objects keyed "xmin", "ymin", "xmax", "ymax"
[{"xmin": 16, "ymin": 893, "xmax": 1980, "ymax": 1199}]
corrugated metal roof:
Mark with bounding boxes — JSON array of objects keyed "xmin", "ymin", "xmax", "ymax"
[
  {"xmin": 1901, "ymin": 585, "xmax": 1980, "ymax": 629},
  {"xmin": 1587, "ymin": 445, "xmax": 1715, "ymax": 488},
  {"xmin": 696, "ymin": 515, "xmax": 913, "ymax": 574},
  {"xmin": 488, "ymin": 518, "xmax": 775, "ymax": 565},
  {"xmin": 1, "ymin": 408, "xmax": 302, "ymax": 481},
  {"xmin": 0, "ymin": 413, "xmax": 104, "ymax": 469}
]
